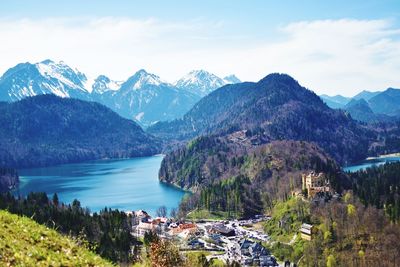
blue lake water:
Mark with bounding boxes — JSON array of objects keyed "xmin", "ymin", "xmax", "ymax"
[
  {"xmin": 343, "ymin": 156, "xmax": 400, "ymax": 173},
  {"xmin": 13, "ymin": 155, "xmax": 187, "ymax": 216}
]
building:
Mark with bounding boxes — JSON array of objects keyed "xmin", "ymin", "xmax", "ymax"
[
  {"xmin": 300, "ymin": 223, "xmax": 314, "ymax": 241},
  {"xmin": 170, "ymin": 223, "xmax": 198, "ymax": 238},
  {"xmin": 302, "ymin": 172, "xmax": 330, "ymax": 198},
  {"xmin": 135, "ymin": 221, "xmax": 157, "ymax": 236},
  {"xmin": 208, "ymin": 223, "xmax": 235, "ymax": 237},
  {"xmin": 131, "ymin": 210, "xmax": 151, "ymax": 225}
]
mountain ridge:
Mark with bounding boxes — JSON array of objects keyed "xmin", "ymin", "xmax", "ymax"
[
  {"xmin": 149, "ymin": 73, "xmax": 373, "ymax": 164},
  {"xmin": 0, "ymin": 60, "xmax": 240, "ymax": 126}
]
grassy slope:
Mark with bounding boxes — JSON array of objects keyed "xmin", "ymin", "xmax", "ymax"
[{"xmin": 0, "ymin": 210, "xmax": 113, "ymax": 266}]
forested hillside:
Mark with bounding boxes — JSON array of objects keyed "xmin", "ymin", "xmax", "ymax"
[
  {"xmin": 348, "ymin": 162, "xmax": 400, "ymax": 221},
  {"xmin": 150, "ymin": 73, "xmax": 375, "ymax": 164},
  {"xmin": 0, "ymin": 167, "xmax": 18, "ymax": 192},
  {"xmin": 0, "ymin": 95, "xmax": 161, "ymax": 168},
  {"xmin": 167, "ymin": 140, "xmax": 346, "ymax": 218}
]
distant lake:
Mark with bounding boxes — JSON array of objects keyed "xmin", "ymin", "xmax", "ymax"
[
  {"xmin": 13, "ymin": 156, "xmax": 187, "ymax": 216},
  {"xmin": 343, "ymin": 156, "xmax": 400, "ymax": 173}
]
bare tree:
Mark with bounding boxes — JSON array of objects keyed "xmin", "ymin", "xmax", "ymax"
[
  {"xmin": 156, "ymin": 205, "xmax": 167, "ymax": 218},
  {"xmin": 169, "ymin": 208, "xmax": 177, "ymax": 219}
]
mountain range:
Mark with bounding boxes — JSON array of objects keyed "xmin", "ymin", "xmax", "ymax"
[
  {"xmin": 320, "ymin": 88, "xmax": 400, "ymax": 122},
  {"xmin": 0, "ymin": 60, "xmax": 240, "ymax": 127}
]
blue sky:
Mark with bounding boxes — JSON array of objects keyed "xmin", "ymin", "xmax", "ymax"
[{"xmin": 0, "ymin": 0, "xmax": 399, "ymax": 95}]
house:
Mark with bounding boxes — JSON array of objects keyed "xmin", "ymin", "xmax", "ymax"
[
  {"xmin": 187, "ymin": 239, "xmax": 205, "ymax": 249},
  {"xmin": 302, "ymin": 172, "xmax": 330, "ymax": 198},
  {"xmin": 170, "ymin": 223, "xmax": 198, "ymax": 238},
  {"xmin": 131, "ymin": 210, "xmax": 151, "ymax": 225},
  {"xmin": 134, "ymin": 216, "xmax": 169, "ymax": 237},
  {"xmin": 240, "ymin": 239, "xmax": 254, "ymax": 256},
  {"xmin": 249, "ymin": 242, "xmax": 269, "ymax": 257},
  {"xmin": 135, "ymin": 221, "xmax": 157, "ymax": 236},
  {"xmin": 208, "ymin": 223, "xmax": 235, "ymax": 237},
  {"xmin": 300, "ymin": 223, "xmax": 315, "ymax": 241}
]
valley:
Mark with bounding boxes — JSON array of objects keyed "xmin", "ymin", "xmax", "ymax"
[{"xmin": 1, "ymin": 64, "xmax": 400, "ymax": 267}]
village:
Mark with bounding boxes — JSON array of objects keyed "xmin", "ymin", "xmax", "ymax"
[
  {"xmin": 127, "ymin": 171, "xmax": 334, "ymax": 267},
  {"xmin": 128, "ymin": 209, "xmax": 277, "ymax": 266}
]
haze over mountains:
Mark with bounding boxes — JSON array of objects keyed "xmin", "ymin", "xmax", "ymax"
[
  {"xmin": 0, "ymin": 60, "xmax": 241, "ymax": 126},
  {"xmin": 320, "ymin": 88, "xmax": 400, "ymax": 122}
]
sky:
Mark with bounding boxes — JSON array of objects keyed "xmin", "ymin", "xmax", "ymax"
[{"xmin": 0, "ymin": 0, "xmax": 399, "ymax": 96}]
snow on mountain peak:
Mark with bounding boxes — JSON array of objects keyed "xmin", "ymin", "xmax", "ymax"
[
  {"xmin": 36, "ymin": 60, "xmax": 88, "ymax": 93},
  {"xmin": 91, "ymin": 75, "xmax": 122, "ymax": 94},
  {"xmin": 175, "ymin": 70, "xmax": 229, "ymax": 96},
  {"xmin": 127, "ymin": 69, "xmax": 168, "ymax": 90}
]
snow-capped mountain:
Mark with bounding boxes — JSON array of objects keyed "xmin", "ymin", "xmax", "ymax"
[
  {"xmin": 0, "ymin": 60, "xmax": 240, "ymax": 126},
  {"xmin": 91, "ymin": 75, "xmax": 121, "ymax": 95},
  {"xmin": 0, "ymin": 59, "xmax": 90, "ymax": 101},
  {"xmin": 175, "ymin": 70, "xmax": 240, "ymax": 97},
  {"xmin": 110, "ymin": 69, "xmax": 201, "ymax": 126}
]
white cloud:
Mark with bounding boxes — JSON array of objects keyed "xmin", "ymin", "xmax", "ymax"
[{"xmin": 0, "ymin": 17, "xmax": 399, "ymax": 96}]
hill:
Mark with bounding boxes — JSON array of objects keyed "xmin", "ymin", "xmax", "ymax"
[
  {"xmin": 165, "ymin": 139, "xmax": 349, "ymax": 218},
  {"xmin": 319, "ymin": 94, "xmax": 350, "ymax": 109},
  {"xmin": 149, "ymin": 73, "xmax": 374, "ymax": 164},
  {"xmin": 0, "ymin": 209, "xmax": 113, "ymax": 266},
  {"xmin": 368, "ymin": 87, "xmax": 400, "ymax": 116},
  {"xmin": 352, "ymin": 90, "xmax": 381, "ymax": 101},
  {"xmin": 0, "ymin": 95, "xmax": 160, "ymax": 168},
  {"xmin": 344, "ymin": 98, "xmax": 391, "ymax": 123},
  {"xmin": 160, "ymin": 138, "xmax": 344, "ymax": 193}
]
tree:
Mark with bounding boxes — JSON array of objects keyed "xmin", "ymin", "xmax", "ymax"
[
  {"xmin": 52, "ymin": 193, "xmax": 59, "ymax": 207},
  {"xmin": 327, "ymin": 254, "xmax": 336, "ymax": 267},
  {"xmin": 169, "ymin": 208, "xmax": 177, "ymax": 219},
  {"xmin": 156, "ymin": 205, "xmax": 167, "ymax": 218},
  {"xmin": 150, "ymin": 239, "xmax": 183, "ymax": 267},
  {"xmin": 143, "ymin": 230, "xmax": 159, "ymax": 248}
]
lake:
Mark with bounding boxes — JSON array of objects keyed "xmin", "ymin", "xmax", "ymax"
[
  {"xmin": 13, "ymin": 155, "xmax": 187, "ymax": 216},
  {"xmin": 343, "ymin": 156, "xmax": 400, "ymax": 172}
]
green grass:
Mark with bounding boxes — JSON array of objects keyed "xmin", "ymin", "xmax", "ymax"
[
  {"xmin": 187, "ymin": 209, "xmax": 229, "ymax": 220},
  {"xmin": 0, "ymin": 210, "xmax": 113, "ymax": 266},
  {"xmin": 184, "ymin": 251, "xmax": 225, "ymax": 267},
  {"xmin": 264, "ymin": 197, "xmax": 309, "ymax": 243}
]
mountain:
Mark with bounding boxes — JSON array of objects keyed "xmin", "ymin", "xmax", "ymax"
[
  {"xmin": 91, "ymin": 74, "xmax": 121, "ymax": 95},
  {"xmin": 149, "ymin": 73, "xmax": 373, "ymax": 164},
  {"xmin": 344, "ymin": 98, "xmax": 391, "ymax": 123},
  {"xmin": 352, "ymin": 90, "xmax": 381, "ymax": 101},
  {"xmin": 0, "ymin": 94, "xmax": 160, "ymax": 168},
  {"xmin": 175, "ymin": 70, "xmax": 240, "ymax": 97},
  {"xmin": 0, "ymin": 61, "xmax": 241, "ymax": 127},
  {"xmin": 368, "ymin": 88, "xmax": 400, "ymax": 116},
  {"xmin": 223, "ymin": 74, "xmax": 241, "ymax": 84},
  {"xmin": 106, "ymin": 69, "xmax": 201, "ymax": 126},
  {"xmin": 319, "ymin": 94, "xmax": 351, "ymax": 109},
  {"xmin": 0, "ymin": 60, "xmax": 90, "ymax": 102}
]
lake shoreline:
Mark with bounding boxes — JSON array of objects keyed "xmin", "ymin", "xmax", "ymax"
[{"xmin": 13, "ymin": 156, "xmax": 185, "ymax": 216}]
